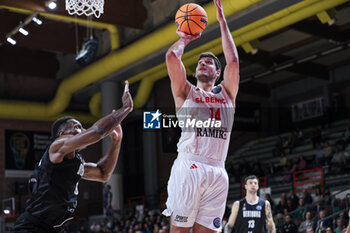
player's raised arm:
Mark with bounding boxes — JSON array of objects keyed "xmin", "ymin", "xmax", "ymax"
[
  {"xmin": 49, "ymin": 82, "xmax": 133, "ymax": 163},
  {"xmin": 265, "ymin": 200, "xmax": 276, "ymax": 233},
  {"xmin": 224, "ymin": 201, "xmax": 239, "ymax": 233},
  {"xmin": 165, "ymin": 31, "xmax": 200, "ymax": 108},
  {"xmin": 214, "ymin": 0, "xmax": 239, "ymax": 103},
  {"xmin": 83, "ymin": 124, "xmax": 122, "ymax": 182}
]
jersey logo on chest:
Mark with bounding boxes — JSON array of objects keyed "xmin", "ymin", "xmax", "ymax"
[{"xmin": 243, "ymin": 210, "xmax": 261, "ymax": 218}]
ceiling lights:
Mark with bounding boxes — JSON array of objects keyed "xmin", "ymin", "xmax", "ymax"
[
  {"xmin": 32, "ymin": 16, "xmax": 42, "ymax": 25},
  {"xmin": 46, "ymin": 0, "xmax": 57, "ymax": 10},
  {"xmin": 6, "ymin": 37, "xmax": 16, "ymax": 45},
  {"xmin": 5, "ymin": 14, "xmax": 42, "ymax": 46},
  {"xmin": 19, "ymin": 27, "xmax": 29, "ymax": 36}
]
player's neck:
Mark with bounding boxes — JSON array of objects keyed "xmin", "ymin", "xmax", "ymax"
[
  {"xmin": 197, "ymin": 81, "xmax": 214, "ymax": 92},
  {"xmin": 246, "ymin": 193, "xmax": 259, "ymax": 204}
]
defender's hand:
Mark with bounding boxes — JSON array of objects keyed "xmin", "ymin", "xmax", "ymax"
[{"xmin": 122, "ymin": 81, "xmax": 133, "ymax": 112}]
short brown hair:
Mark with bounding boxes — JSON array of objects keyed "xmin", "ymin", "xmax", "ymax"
[
  {"xmin": 244, "ymin": 175, "xmax": 259, "ymax": 184},
  {"xmin": 199, "ymin": 52, "xmax": 221, "ymax": 71}
]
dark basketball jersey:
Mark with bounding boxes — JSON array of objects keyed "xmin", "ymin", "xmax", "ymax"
[
  {"xmin": 25, "ymin": 148, "xmax": 85, "ymax": 227},
  {"xmin": 234, "ymin": 198, "xmax": 266, "ymax": 233}
]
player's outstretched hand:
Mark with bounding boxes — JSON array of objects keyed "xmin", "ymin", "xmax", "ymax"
[
  {"xmin": 110, "ymin": 124, "xmax": 122, "ymax": 143},
  {"xmin": 214, "ymin": 0, "xmax": 225, "ymax": 22},
  {"xmin": 176, "ymin": 29, "xmax": 201, "ymax": 42},
  {"xmin": 122, "ymin": 81, "xmax": 133, "ymax": 112}
]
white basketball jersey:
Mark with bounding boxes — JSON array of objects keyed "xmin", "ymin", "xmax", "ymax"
[{"xmin": 176, "ymin": 84, "xmax": 235, "ymax": 162}]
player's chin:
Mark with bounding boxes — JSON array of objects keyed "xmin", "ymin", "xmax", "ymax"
[{"xmin": 196, "ymin": 70, "xmax": 207, "ymax": 76}]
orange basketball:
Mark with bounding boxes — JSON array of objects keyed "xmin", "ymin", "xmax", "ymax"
[{"xmin": 175, "ymin": 3, "xmax": 208, "ymax": 35}]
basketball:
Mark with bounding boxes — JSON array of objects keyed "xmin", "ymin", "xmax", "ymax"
[{"xmin": 175, "ymin": 3, "xmax": 208, "ymax": 35}]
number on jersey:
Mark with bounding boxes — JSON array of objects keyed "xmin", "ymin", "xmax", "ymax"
[
  {"xmin": 248, "ymin": 220, "xmax": 255, "ymax": 229},
  {"xmin": 209, "ymin": 108, "xmax": 221, "ymax": 120}
]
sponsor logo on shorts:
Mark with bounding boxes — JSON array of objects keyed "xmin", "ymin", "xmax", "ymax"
[
  {"xmin": 213, "ymin": 217, "xmax": 221, "ymax": 228},
  {"xmin": 190, "ymin": 164, "xmax": 198, "ymax": 169},
  {"xmin": 174, "ymin": 215, "xmax": 188, "ymax": 223}
]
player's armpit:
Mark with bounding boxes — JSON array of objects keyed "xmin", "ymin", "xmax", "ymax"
[
  {"xmin": 265, "ymin": 200, "xmax": 276, "ymax": 233},
  {"xmin": 82, "ymin": 136, "xmax": 121, "ymax": 183}
]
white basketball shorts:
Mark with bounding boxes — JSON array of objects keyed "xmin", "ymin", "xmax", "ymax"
[{"xmin": 162, "ymin": 152, "xmax": 228, "ymax": 231}]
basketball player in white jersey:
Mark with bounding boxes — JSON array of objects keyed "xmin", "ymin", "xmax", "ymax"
[
  {"xmin": 224, "ymin": 175, "xmax": 276, "ymax": 233},
  {"xmin": 162, "ymin": 0, "xmax": 239, "ymax": 232}
]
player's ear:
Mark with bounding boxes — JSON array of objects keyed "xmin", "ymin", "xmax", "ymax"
[{"xmin": 215, "ymin": 69, "xmax": 221, "ymax": 78}]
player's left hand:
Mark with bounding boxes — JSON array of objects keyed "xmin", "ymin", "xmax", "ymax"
[
  {"xmin": 110, "ymin": 118, "xmax": 123, "ymax": 143},
  {"xmin": 214, "ymin": 0, "xmax": 225, "ymax": 22}
]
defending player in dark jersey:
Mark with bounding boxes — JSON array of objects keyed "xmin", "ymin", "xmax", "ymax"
[
  {"xmin": 224, "ymin": 175, "xmax": 276, "ymax": 233},
  {"xmin": 12, "ymin": 81, "xmax": 133, "ymax": 233}
]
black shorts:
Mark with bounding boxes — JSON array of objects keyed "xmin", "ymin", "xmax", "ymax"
[{"xmin": 12, "ymin": 212, "xmax": 66, "ymax": 233}]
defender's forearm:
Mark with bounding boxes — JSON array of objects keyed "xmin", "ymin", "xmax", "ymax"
[
  {"xmin": 96, "ymin": 140, "xmax": 121, "ymax": 181},
  {"xmin": 94, "ymin": 107, "xmax": 131, "ymax": 138}
]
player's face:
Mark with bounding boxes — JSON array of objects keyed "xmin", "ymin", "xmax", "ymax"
[
  {"xmin": 195, "ymin": 57, "xmax": 219, "ymax": 82},
  {"xmin": 245, "ymin": 179, "xmax": 259, "ymax": 194},
  {"xmin": 62, "ymin": 119, "xmax": 86, "ymax": 136}
]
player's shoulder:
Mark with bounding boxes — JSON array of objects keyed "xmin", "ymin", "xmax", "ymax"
[
  {"xmin": 264, "ymin": 199, "xmax": 271, "ymax": 207},
  {"xmin": 231, "ymin": 200, "xmax": 240, "ymax": 211},
  {"xmin": 233, "ymin": 198, "xmax": 245, "ymax": 207},
  {"xmin": 234, "ymin": 200, "xmax": 240, "ymax": 205},
  {"xmin": 232, "ymin": 200, "xmax": 241, "ymax": 206},
  {"xmin": 50, "ymin": 135, "xmax": 73, "ymax": 148},
  {"xmin": 51, "ymin": 135, "xmax": 73, "ymax": 144}
]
